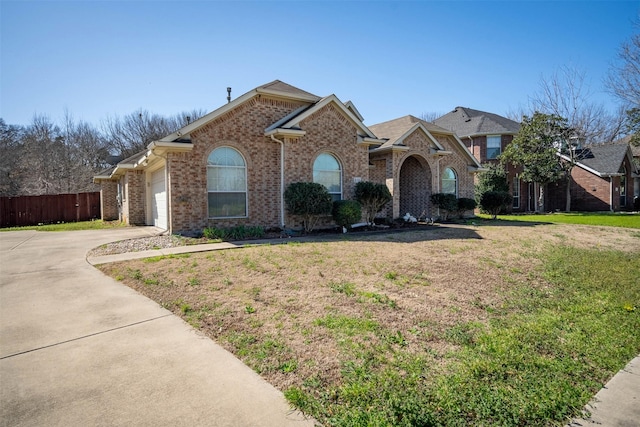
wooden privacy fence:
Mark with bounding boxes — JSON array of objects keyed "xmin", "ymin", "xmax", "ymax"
[{"xmin": 0, "ymin": 192, "xmax": 101, "ymax": 228}]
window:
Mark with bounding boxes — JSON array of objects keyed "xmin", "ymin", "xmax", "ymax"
[
  {"xmin": 207, "ymin": 147, "xmax": 247, "ymax": 218},
  {"xmin": 442, "ymin": 167, "xmax": 457, "ymax": 196},
  {"xmin": 512, "ymin": 175, "xmax": 520, "ymax": 209},
  {"xmin": 487, "ymin": 135, "xmax": 501, "ymax": 159},
  {"xmin": 620, "ymin": 167, "xmax": 626, "ymax": 207},
  {"xmin": 313, "ymin": 153, "xmax": 342, "ymax": 201}
]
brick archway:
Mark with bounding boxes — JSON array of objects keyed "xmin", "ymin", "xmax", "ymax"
[{"xmin": 399, "ymin": 155, "xmax": 432, "ymax": 218}]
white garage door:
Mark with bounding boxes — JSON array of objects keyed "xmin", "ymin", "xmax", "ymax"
[{"xmin": 150, "ymin": 168, "xmax": 167, "ymax": 230}]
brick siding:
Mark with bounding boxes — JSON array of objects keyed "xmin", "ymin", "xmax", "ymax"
[
  {"xmin": 99, "ymin": 180, "xmax": 119, "ymax": 221},
  {"xmin": 166, "ymin": 96, "xmax": 371, "ymax": 234},
  {"xmin": 124, "ymin": 170, "xmax": 146, "ymax": 225},
  {"xmin": 369, "ymin": 131, "xmax": 475, "ymax": 220}
]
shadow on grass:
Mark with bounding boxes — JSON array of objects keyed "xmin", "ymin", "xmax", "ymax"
[
  {"xmin": 476, "ymin": 218, "xmax": 553, "ymax": 227},
  {"xmin": 238, "ymin": 219, "xmax": 550, "ymax": 247}
]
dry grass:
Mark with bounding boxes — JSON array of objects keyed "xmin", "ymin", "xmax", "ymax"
[{"xmin": 97, "ymin": 222, "xmax": 640, "ymax": 423}]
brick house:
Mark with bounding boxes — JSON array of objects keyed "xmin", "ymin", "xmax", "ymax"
[
  {"xmin": 546, "ymin": 142, "xmax": 639, "ymax": 212},
  {"xmin": 94, "ymin": 81, "xmax": 482, "ymax": 234},
  {"xmin": 368, "ymin": 115, "xmax": 482, "ymax": 219},
  {"xmin": 433, "ymin": 107, "xmax": 532, "ymax": 211}
]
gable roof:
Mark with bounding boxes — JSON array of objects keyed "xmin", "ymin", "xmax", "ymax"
[
  {"xmin": 159, "ymin": 80, "xmax": 321, "ymax": 143},
  {"xmin": 265, "ymin": 94, "xmax": 378, "ymax": 140},
  {"xmin": 369, "ymin": 115, "xmax": 454, "ymax": 150},
  {"xmin": 571, "ymin": 142, "xmax": 638, "ymax": 177},
  {"xmin": 433, "ymin": 106, "xmax": 520, "ymax": 137},
  {"xmin": 369, "ymin": 115, "xmax": 483, "ymax": 169}
]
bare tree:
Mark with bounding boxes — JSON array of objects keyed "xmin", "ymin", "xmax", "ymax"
[
  {"xmin": 606, "ymin": 23, "xmax": 640, "ymax": 146},
  {"xmin": 0, "ymin": 119, "xmax": 25, "ymax": 196},
  {"xmin": 61, "ymin": 111, "xmax": 109, "ymax": 193},
  {"xmin": 606, "ymin": 27, "xmax": 640, "ymax": 107},
  {"xmin": 102, "ymin": 108, "xmax": 207, "ymax": 158},
  {"xmin": 18, "ymin": 115, "xmax": 67, "ymax": 195},
  {"xmin": 529, "ymin": 65, "xmax": 623, "ymax": 144},
  {"xmin": 2, "ymin": 108, "xmax": 209, "ymax": 197},
  {"xmin": 420, "ymin": 111, "xmax": 445, "ymax": 122}
]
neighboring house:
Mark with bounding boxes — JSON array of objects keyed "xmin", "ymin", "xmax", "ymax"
[
  {"xmin": 546, "ymin": 142, "xmax": 639, "ymax": 212},
  {"xmin": 628, "ymin": 136, "xmax": 640, "ymax": 203},
  {"xmin": 433, "ymin": 107, "xmax": 529, "ymax": 211},
  {"xmin": 94, "ymin": 81, "xmax": 483, "ymax": 235}
]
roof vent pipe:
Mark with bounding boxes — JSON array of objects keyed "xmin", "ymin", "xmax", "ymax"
[{"xmin": 227, "ymin": 87, "xmax": 232, "ymax": 103}]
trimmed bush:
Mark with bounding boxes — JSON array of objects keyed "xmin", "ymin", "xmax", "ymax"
[
  {"xmin": 354, "ymin": 181, "xmax": 392, "ymax": 225},
  {"xmin": 332, "ymin": 200, "xmax": 362, "ymax": 230},
  {"xmin": 456, "ymin": 197, "xmax": 477, "ymax": 219},
  {"xmin": 284, "ymin": 182, "xmax": 332, "ymax": 233},
  {"xmin": 480, "ymin": 191, "xmax": 513, "ymax": 219},
  {"xmin": 430, "ymin": 193, "xmax": 458, "ymax": 220}
]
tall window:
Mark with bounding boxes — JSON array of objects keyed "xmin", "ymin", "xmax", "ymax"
[
  {"xmin": 313, "ymin": 153, "xmax": 342, "ymax": 201},
  {"xmin": 207, "ymin": 147, "xmax": 247, "ymax": 218},
  {"xmin": 512, "ymin": 175, "xmax": 520, "ymax": 209},
  {"xmin": 620, "ymin": 167, "xmax": 626, "ymax": 207},
  {"xmin": 487, "ymin": 135, "xmax": 501, "ymax": 159},
  {"xmin": 442, "ymin": 167, "xmax": 457, "ymax": 196}
]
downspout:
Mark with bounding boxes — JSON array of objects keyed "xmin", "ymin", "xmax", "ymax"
[
  {"xmin": 436, "ymin": 156, "xmax": 442, "ymax": 218},
  {"xmin": 468, "ymin": 136, "xmax": 474, "ymax": 160},
  {"xmin": 270, "ymin": 134, "xmax": 286, "ymax": 228}
]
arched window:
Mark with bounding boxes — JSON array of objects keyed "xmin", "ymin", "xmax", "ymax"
[
  {"xmin": 207, "ymin": 147, "xmax": 247, "ymax": 218},
  {"xmin": 313, "ymin": 153, "xmax": 342, "ymax": 201},
  {"xmin": 442, "ymin": 167, "xmax": 457, "ymax": 196}
]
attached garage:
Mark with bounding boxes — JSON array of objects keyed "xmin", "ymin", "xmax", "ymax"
[{"xmin": 150, "ymin": 168, "xmax": 167, "ymax": 229}]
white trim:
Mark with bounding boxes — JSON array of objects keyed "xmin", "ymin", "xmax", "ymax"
[
  {"xmin": 264, "ymin": 128, "xmax": 306, "ymax": 138},
  {"xmin": 358, "ymin": 136, "xmax": 386, "ymax": 146},
  {"xmin": 207, "ymin": 146, "xmax": 249, "ymax": 219},
  {"xmin": 256, "ymin": 86, "xmax": 321, "ymax": 103},
  {"xmin": 278, "ymin": 94, "xmax": 378, "ymax": 139},
  {"xmin": 344, "ymin": 101, "xmax": 364, "ymax": 122},
  {"xmin": 313, "ymin": 152, "xmax": 343, "ymax": 201},
  {"xmin": 370, "ymin": 145, "xmax": 411, "ymax": 153},
  {"xmin": 398, "ymin": 123, "xmax": 446, "ymax": 150}
]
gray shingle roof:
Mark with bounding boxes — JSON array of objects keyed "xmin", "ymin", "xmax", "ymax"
[
  {"xmin": 578, "ymin": 143, "xmax": 632, "ymax": 175},
  {"xmin": 369, "ymin": 115, "xmax": 453, "ymax": 148},
  {"xmin": 433, "ymin": 107, "xmax": 520, "ymax": 137}
]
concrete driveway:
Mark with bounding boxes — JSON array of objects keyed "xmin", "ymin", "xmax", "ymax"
[{"xmin": 0, "ymin": 228, "xmax": 314, "ymax": 427}]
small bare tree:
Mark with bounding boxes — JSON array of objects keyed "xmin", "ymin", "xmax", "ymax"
[
  {"xmin": 529, "ymin": 65, "xmax": 623, "ymax": 144},
  {"xmin": 606, "ymin": 23, "xmax": 640, "ymax": 146}
]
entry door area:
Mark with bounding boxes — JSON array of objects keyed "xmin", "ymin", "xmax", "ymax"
[{"xmin": 150, "ymin": 168, "xmax": 167, "ymax": 230}]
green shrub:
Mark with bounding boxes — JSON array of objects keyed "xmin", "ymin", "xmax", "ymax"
[
  {"xmin": 354, "ymin": 181, "xmax": 392, "ymax": 225},
  {"xmin": 456, "ymin": 197, "xmax": 477, "ymax": 218},
  {"xmin": 475, "ymin": 163, "xmax": 509, "ymax": 203},
  {"xmin": 332, "ymin": 200, "xmax": 362, "ymax": 230},
  {"xmin": 203, "ymin": 226, "xmax": 228, "ymax": 240},
  {"xmin": 203, "ymin": 225, "xmax": 265, "ymax": 241},
  {"xmin": 479, "ymin": 191, "xmax": 513, "ymax": 219},
  {"xmin": 284, "ymin": 182, "xmax": 332, "ymax": 233},
  {"xmin": 430, "ymin": 193, "xmax": 458, "ymax": 220}
]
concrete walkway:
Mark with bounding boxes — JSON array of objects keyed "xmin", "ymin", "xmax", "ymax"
[
  {"xmin": 568, "ymin": 356, "xmax": 639, "ymax": 427},
  {"xmin": 0, "ymin": 228, "xmax": 314, "ymax": 427}
]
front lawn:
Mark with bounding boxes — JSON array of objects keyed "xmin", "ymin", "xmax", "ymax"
[
  {"xmin": 480, "ymin": 212, "xmax": 640, "ymax": 229},
  {"xmin": 0, "ymin": 220, "xmax": 125, "ymax": 232},
  {"xmin": 97, "ymin": 223, "xmax": 640, "ymax": 426}
]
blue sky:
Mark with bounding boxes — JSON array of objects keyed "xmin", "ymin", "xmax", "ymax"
[{"xmin": 1, "ymin": 0, "xmax": 638, "ymax": 128}]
